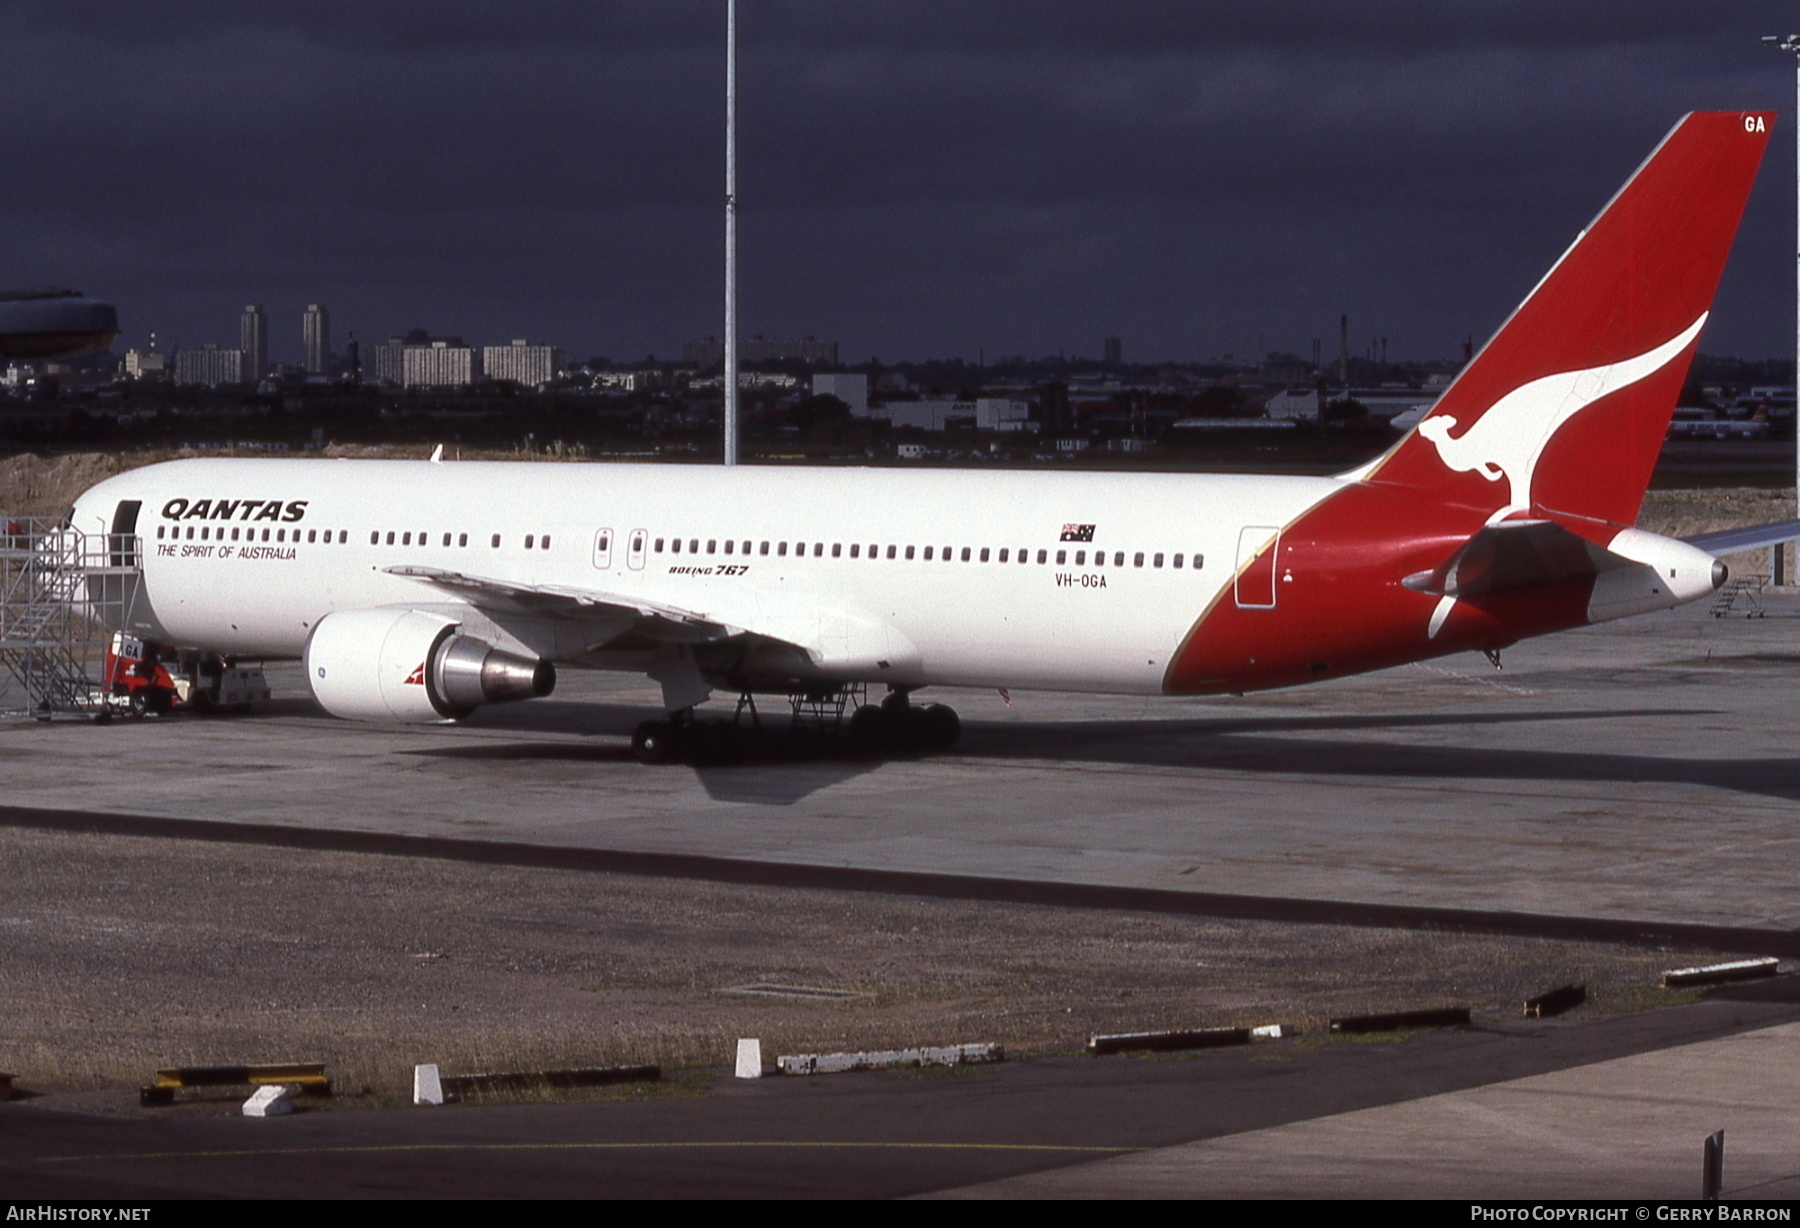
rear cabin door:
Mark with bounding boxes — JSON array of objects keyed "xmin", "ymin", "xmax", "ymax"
[
  {"xmin": 592, "ymin": 527, "xmax": 614, "ymax": 569},
  {"xmin": 1234, "ymin": 525, "xmax": 1280, "ymax": 609}
]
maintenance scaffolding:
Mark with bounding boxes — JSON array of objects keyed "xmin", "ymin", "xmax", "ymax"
[{"xmin": 0, "ymin": 516, "xmax": 142, "ymax": 718}]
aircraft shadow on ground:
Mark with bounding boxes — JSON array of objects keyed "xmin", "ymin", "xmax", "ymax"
[
  {"xmin": 387, "ymin": 703, "xmax": 1800, "ymax": 806},
  {"xmin": 960, "ymin": 706, "xmax": 1800, "ymax": 803}
]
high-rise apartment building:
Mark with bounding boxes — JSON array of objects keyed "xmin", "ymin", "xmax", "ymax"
[
  {"xmin": 240, "ymin": 304, "xmax": 268, "ymax": 382},
  {"xmin": 402, "ymin": 338, "xmax": 478, "ymax": 388},
  {"xmin": 174, "ymin": 344, "xmax": 245, "ymax": 386},
  {"xmin": 303, "ymin": 303, "xmax": 331, "ymax": 374},
  {"xmin": 482, "ymin": 339, "xmax": 563, "ymax": 387}
]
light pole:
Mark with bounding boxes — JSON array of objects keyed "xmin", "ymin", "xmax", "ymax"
[
  {"xmin": 724, "ymin": 0, "xmax": 739, "ymax": 466},
  {"xmin": 1763, "ymin": 33, "xmax": 1800, "ymax": 582}
]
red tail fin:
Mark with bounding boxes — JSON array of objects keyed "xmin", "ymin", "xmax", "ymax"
[{"xmin": 1368, "ymin": 111, "xmax": 1772, "ymax": 527}]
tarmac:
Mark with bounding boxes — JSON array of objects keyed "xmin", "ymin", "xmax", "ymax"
[
  {"xmin": 937, "ymin": 1016, "xmax": 1800, "ymax": 1200},
  {"xmin": 2, "ymin": 584, "xmax": 1796, "ymax": 936}
]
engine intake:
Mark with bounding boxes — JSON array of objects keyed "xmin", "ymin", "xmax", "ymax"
[{"xmin": 304, "ymin": 607, "xmax": 555, "ymax": 723}]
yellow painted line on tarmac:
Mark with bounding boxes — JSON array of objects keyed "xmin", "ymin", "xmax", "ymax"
[{"xmin": 42, "ymin": 1140, "xmax": 1141, "ymax": 1164}]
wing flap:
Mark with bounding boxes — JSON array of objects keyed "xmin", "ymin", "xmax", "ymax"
[{"xmin": 381, "ymin": 565, "xmax": 743, "ymax": 643}]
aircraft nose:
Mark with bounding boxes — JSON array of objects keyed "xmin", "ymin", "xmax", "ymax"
[{"xmin": 1711, "ymin": 559, "xmax": 1728, "ymax": 590}]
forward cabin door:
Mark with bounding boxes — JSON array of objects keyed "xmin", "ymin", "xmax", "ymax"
[
  {"xmin": 592, "ymin": 528, "xmax": 614, "ymax": 570},
  {"xmin": 1235, "ymin": 526, "xmax": 1280, "ymax": 609}
]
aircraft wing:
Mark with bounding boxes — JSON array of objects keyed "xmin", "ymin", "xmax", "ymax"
[
  {"xmin": 1682, "ymin": 519, "xmax": 1800, "ymax": 556},
  {"xmin": 381, "ymin": 564, "xmax": 747, "ymax": 643}
]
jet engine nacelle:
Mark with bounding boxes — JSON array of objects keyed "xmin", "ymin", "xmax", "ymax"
[{"xmin": 303, "ymin": 607, "xmax": 556, "ymax": 723}]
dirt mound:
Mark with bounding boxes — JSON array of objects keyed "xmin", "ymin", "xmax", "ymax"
[{"xmin": 0, "ymin": 452, "xmax": 152, "ymax": 516}]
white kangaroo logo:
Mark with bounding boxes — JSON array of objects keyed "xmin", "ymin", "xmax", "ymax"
[{"xmin": 1416, "ymin": 313, "xmax": 1707, "ymax": 522}]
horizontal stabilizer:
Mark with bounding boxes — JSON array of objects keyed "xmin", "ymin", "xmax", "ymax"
[
  {"xmin": 1402, "ymin": 520, "xmax": 1614, "ymax": 599},
  {"xmin": 1683, "ymin": 519, "xmax": 1800, "ymax": 556}
]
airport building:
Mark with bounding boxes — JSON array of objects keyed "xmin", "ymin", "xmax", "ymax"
[
  {"xmin": 482, "ymin": 339, "xmax": 563, "ymax": 387},
  {"xmin": 812, "ymin": 372, "xmax": 869, "ymax": 415}
]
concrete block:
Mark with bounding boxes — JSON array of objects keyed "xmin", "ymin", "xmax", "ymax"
[
  {"xmin": 776, "ymin": 1042, "xmax": 1002, "ymax": 1076},
  {"xmin": 414, "ymin": 1063, "xmax": 444, "ymax": 1106},
  {"xmin": 1662, "ymin": 957, "xmax": 1779, "ymax": 989},
  {"xmin": 1251, "ymin": 1024, "xmax": 1297, "ymax": 1040},
  {"xmin": 242, "ymin": 1085, "xmax": 291, "ymax": 1117},
  {"xmin": 735, "ymin": 1038, "xmax": 763, "ymax": 1079}
]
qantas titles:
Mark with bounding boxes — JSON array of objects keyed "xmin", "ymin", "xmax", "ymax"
[{"xmin": 160, "ymin": 498, "xmax": 308, "ymax": 523}]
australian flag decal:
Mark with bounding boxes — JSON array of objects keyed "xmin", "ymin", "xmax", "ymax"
[{"xmin": 1060, "ymin": 524, "xmax": 1095, "ymax": 542}]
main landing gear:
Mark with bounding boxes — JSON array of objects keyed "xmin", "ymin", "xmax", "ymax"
[{"xmin": 631, "ymin": 687, "xmax": 960, "ymax": 766}]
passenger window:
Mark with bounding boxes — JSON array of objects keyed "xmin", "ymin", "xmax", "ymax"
[
  {"xmin": 998, "ymin": 548, "xmax": 1009, "ymax": 563},
  {"xmin": 1037, "ymin": 549, "xmax": 1047, "ymax": 564},
  {"xmin": 262, "ymin": 529, "xmax": 271, "ymax": 542},
  {"xmin": 905, "ymin": 545, "xmax": 915, "ymax": 560},
  {"xmin": 812, "ymin": 543, "xmax": 823, "ymax": 557},
  {"xmin": 959, "ymin": 547, "xmax": 969, "ymax": 562},
  {"xmin": 850, "ymin": 544, "xmax": 860, "ymax": 558},
  {"xmin": 672, "ymin": 539, "xmax": 682, "ymax": 554},
  {"xmin": 978, "ymin": 548, "xmax": 989, "ymax": 562},
  {"xmin": 370, "ymin": 531, "xmax": 379, "ymax": 545},
  {"xmin": 923, "ymin": 546, "xmax": 933, "ymax": 560},
  {"xmin": 1075, "ymin": 550, "xmax": 1085, "ymax": 565},
  {"xmin": 525, "ymin": 535, "xmax": 533, "ymax": 549},
  {"xmin": 867, "ymin": 544, "xmax": 876, "ymax": 558},
  {"xmin": 832, "ymin": 543, "xmax": 842, "ymax": 558},
  {"xmin": 762, "ymin": 541, "xmax": 771, "ymax": 556},
  {"xmin": 1019, "ymin": 549, "xmax": 1029, "ymax": 565},
  {"xmin": 886, "ymin": 545, "xmax": 896, "ymax": 560},
  {"xmin": 542, "ymin": 536, "xmax": 551, "ymax": 550},
  {"xmin": 231, "ymin": 528, "xmax": 240, "ymax": 541},
  {"xmin": 1173, "ymin": 553, "xmax": 1183, "ymax": 569},
  {"xmin": 723, "ymin": 540, "xmax": 733, "ymax": 554},
  {"xmin": 1134, "ymin": 552, "xmax": 1144, "ymax": 568},
  {"xmin": 156, "ymin": 526, "xmax": 165, "ymax": 540},
  {"xmin": 1057, "ymin": 550, "xmax": 1067, "ymax": 565},
  {"xmin": 202, "ymin": 527, "xmax": 211, "ymax": 541},
  {"xmin": 742, "ymin": 541, "xmax": 751, "ymax": 554},
  {"xmin": 1194, "ymin": 553, "xmax": 1204, "ymax": 569},
  {"xmin": 689, "ymin": 539, "xmax": 699, "ymax": 553},
  {"xmin": 777, "ymin": 542, "xmax": 787, "ymax": 556},
  {"xmin": 655, "ymin": 538, "xmax": 665, "ymax": 552},
  {"xmin": 1115, "ymin": 552, "xmax": 1125, "ymax": 567},
  {"xmin": 491, "ymin": 534, "xmax": 501, "ymax": 548},
  {"xmin": 1153, "ymin": 553, "xmax": 1163, "ymax": 568}
]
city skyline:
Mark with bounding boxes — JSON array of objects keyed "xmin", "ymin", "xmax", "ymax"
[{"xmin": 5, "ymin": 4, "xmax": 1799, "ymax": 366}]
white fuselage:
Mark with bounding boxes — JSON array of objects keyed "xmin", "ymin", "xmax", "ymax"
[{"xmin": 71, "ymin": 457, "xmax": 1343, "ymax": 695}]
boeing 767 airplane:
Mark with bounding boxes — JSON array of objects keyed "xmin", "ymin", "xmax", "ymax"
[{"xmin": 65, "ymin": 111, "xmax": 1796, "ymax": 762}]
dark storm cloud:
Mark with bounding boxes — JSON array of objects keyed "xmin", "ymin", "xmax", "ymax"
[{"xmin": 2, "ymin": 2, "xmax": 1793, "ymax": 364}]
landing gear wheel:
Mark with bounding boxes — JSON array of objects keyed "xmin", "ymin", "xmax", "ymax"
[
  {"xmin": 847, "ymin": 703, "xmax": 889, "ymax": 751},
  {"xmin": 632, "ymin": 720, "xmax": 683, "ymax": 765},
  {"xmin": 919, "ymin": 703, "xmax": 960, "ymax": 750}
]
